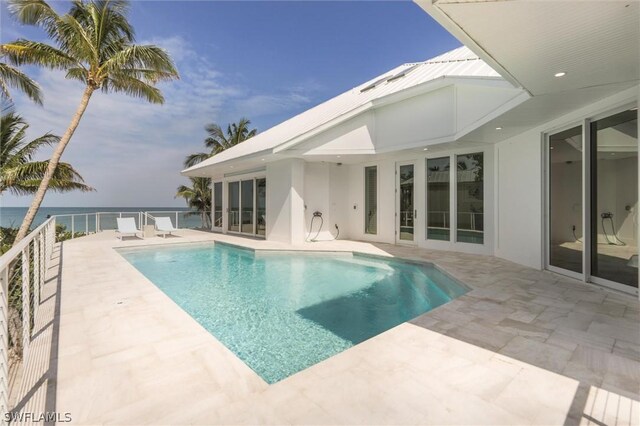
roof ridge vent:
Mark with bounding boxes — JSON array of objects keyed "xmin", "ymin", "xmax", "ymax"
[{"xmin": 423, "ymin": 57, "xmax": 480, "ymax": 65}]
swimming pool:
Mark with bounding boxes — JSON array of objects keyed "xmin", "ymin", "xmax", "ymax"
[{"xmin": 118, "ymin": 243, "xmax": 468, "ymax": 383}]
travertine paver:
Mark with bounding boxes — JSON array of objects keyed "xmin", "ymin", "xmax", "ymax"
[{"xmin": 10, "ymin": 229, "xmax": 640, "ymax": 425}]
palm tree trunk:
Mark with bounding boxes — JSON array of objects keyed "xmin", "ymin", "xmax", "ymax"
[{"xmin": 13, "ymin": 85, "xmax": 95, "ymax": 244}]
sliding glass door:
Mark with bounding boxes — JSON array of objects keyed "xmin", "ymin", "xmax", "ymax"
[
  {"xmin": 227, "ymin": 177, "xmax": 266, "ymax": 237},
  {"xmin": 256, "ymin": 178, "xmax": 266, "ymax": 236},
  {"xmin": 548, "ymin": 126, "xmax": 583, "ymax": 275},
  {"xmin": 396, "ymin": 163, "xmax": 415, "ymax": 243},
  {"xmin": 546, "ymin": 106, "xmax": 638, "ymax": 293},
  {"xmin": 590, "ymin": 109, "xmax": 638, "ymax": 288},
  {"xmin": 426, "ymin": 157, "xmax": 450, "ymax": 241},
  {"xmin": 228, "ymin": 181, "xmax": 240, "ymax": 232},
  {"xmin": 241, "ymin": 180, "xmax": 254, "ymax": 233},
  {"xmin": 213, "ymin": 182, "xmax": 223, "ymax": 230}
]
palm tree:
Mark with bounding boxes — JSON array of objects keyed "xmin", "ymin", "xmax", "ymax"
[
  {"xmin": 0, "ymin": 58, "xmax": 43, "ymax": 104},
  {"xmin": 184, "ymin": 118, "xmax": 257, "ymax": 167},
  {"xmin": 176, "ymin": 177, "xmax": 211, "ymax": 228},
  {"xmin": 3, "ymin": 0, "xmax": 179, "ymax": 244},
  {"xmin": 1, "ymin": 109, "xmax": 93, "ymax": 195}
]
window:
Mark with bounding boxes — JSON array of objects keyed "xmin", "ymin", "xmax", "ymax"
[
  {"xmin": 456, "ymin": 153, "xmax": 484, "ymax": 244},
  {"xmin": 426, "ymin": 157, "xmax": 450, "ymax": 241},
  {"xmin": 364, "ymin": 166, "xmax": 377, "ymax": 234}
]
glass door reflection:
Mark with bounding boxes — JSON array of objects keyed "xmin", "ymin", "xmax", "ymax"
[
  {"xmin": 591, "ymin": 109, "xmax": 638, "ymax": 288},
  {"xmin": 549, "ymin": 126, "xmax": 583, "ymax": 274}
]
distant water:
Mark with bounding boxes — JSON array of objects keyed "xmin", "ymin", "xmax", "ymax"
[{"xmin": 0, "ymin": 207, "xmax": 203, "ymax": 232}]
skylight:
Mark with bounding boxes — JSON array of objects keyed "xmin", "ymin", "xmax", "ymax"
[
  {"xmin": 360, "ymin": 76, "xmax": 391, "ymax": 93},
  {"xmin": 386, "ymin": 63, "xmax": 421, "ymax": 82}
]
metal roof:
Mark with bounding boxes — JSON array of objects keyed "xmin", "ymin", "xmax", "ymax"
[{"xmin": 183, "ymin": 46, "xmax": 501, "ymax": 175}]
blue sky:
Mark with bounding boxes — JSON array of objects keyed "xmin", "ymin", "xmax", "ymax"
[{"xmin": 1, "ymin": 0, "xmax": 460, "ymax": 207}]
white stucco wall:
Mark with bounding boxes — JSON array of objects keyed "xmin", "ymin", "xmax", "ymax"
[{"xmin": 266, "ymin": 159, "xmax": 305, "ymax": 244}]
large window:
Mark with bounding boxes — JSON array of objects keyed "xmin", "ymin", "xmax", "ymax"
[
  {"xmin": 456, "ymin": 153, "xmax": 483, "ymax": 244},
  {"xmin": 426, "ymin": 157, "xmax": 450, "ymax": 241},
  {"xmin": 364, "ymin": 166, "xmax": 377, "ymax": 234}
]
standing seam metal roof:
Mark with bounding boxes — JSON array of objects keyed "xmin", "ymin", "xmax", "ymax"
[{"xmin": 183, "ymin": 46, "xmax": 500, "ymax": 173}]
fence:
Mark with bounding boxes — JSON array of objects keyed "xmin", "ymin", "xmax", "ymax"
[
  {"xmin": 0, "ymin": 217, "xmax": 56, "ymax": 418},
  {"xmin": 53, "ymin": 210, "xmax": 210, "ymax": 239}
]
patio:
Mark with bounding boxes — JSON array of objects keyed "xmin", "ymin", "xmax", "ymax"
[{"xmin": 10, "ymin": 229, "xmax": 639, "ymax": 425}]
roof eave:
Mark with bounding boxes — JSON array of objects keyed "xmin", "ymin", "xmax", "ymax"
[{"xmin": 414, "ymin": 0, "xmax": 530, "ymax": 95}]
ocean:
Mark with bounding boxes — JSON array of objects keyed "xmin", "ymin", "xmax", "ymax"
[{"xmin": 0, "ymin": 207, "xmax": 204, "ymax": 232}]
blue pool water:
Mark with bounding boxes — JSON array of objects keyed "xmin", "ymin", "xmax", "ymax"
[{"xmin": 118, "ymin": 243, "xmax": 468, "ymax": 383}]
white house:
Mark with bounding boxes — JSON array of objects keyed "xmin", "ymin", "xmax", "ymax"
[{"xmin": 184, "ymin": 1, "xmax": 639, "ymax": 296}]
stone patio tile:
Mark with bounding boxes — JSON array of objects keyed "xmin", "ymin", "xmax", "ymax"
[
  {"xmin": 613, "ymin": 339, "xmax": 640, "ymax": 361},
  {"xmin": 546, "ymin": 327, "xmax": 615, "ymax": 353},
  {"xmin": 457, "ymin": 299, "xmax": 516, "ymax": 324},
  {"xmin": 533, "ymin": 306, "xmax": 595, "ymax": 333},
  {"xmin": 587, "ymin": 316, "xmax": 640, "ymax": 345},
  {"xmin": 493, "ymin": 366, "xmax": 579, "ymax": 424},
  {"xmin": 445, "ymin": 320, "xmax": 517, "ymax": 352},
  {"xmin": 500, "ymin": 336, "xmax": 573, "ymax": 373},
  {"xmin": 531, "ymin": 295, "xmax": 576, "ymax": 310},
  {"xmin": 496, "ymin": 317, "xmax": 554, "ymax": 340},
  {"xmin": 564, "ymin": 288, "xmax": 608, "ymax": 304},
  {"xmin": 574, "ymin": 300, "xmax": 626, "ymax": 317}
]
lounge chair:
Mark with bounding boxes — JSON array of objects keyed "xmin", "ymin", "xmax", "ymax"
[
  {"xmin": 116, "ymin": 217, "xmax": 141, "ymax": 240},
  {"xmin": 155, "ymin": 216, "xmax": 178, "ymax": 238}
]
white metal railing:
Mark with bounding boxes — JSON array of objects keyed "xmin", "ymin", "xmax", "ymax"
[
  {"xmin": 425, "ymin": 211, "xmax": 484, "ymax": 231},
  {"xmin": 0, "ymin": 217, "xmax": 56, "ymax": 418},
  {"xmin": 50, "ymin": 210, "xmax": 209, "ymax": 239}
]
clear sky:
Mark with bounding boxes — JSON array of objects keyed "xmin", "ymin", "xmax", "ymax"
[{"xmin": 1, "ymin": 0, "xmax": 461, "ymax": 207}]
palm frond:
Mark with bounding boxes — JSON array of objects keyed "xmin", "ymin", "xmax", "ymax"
[
  {"xmin": 184, "ymin": 152, "xmax": 210, "ymax": 168},
  {"xmin": 0, "ymin": 62, "xmax": 43, "ymax": 104},
  {"xmin": 102, "ymin": 73, "xmax": 164, "ymax": 103},
  {"xmin": 1, "ymin": 40, "xmax": 79, "ymax": 70},
  {"xmin": 99, "ymin": 44, "xmax": 178, "ymax": 77}
]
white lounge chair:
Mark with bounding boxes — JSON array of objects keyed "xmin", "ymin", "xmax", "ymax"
[
  {"xmin": 155, "ymin": 216, "xmax": 178, "ymax": 238},
  {"xmin": 116, "ymin": 217, "xmax": 141, "ymax": 240}
]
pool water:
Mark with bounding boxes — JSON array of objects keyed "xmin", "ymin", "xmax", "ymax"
[{"xmin": 118, "ymin": 243, "xmax": 468, "ymax": 383}]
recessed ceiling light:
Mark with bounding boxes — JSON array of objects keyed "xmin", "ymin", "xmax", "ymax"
[
  {"xmin": 337, "ymin": 156, "xmax": 341, "ymax": 158},
  {"xmin": 261, "ymin": 158, "xmax": 265, "ymax": 161},
  {"xmin": 550, "ymin": 146, "xmax": 555, "ymax": 150},
  {"xmin": 495, "ymin": 127, "xmax": 502, "ymax": 130},
  {"xmin": 423, "ymin": 148, "xmax": 428, "ymax": 151},
  {"xmin": 554, "ymin": 72, "xmax": 567, "ymax": 78}
]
